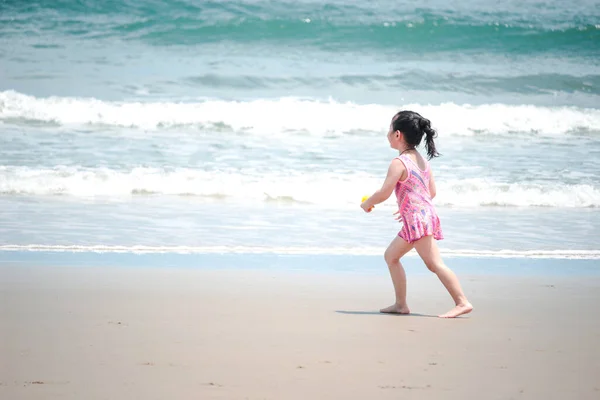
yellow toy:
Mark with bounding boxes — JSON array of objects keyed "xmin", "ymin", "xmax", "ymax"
[{"xmin": 361, "ymin": 195, "xmax": 374, "ymax": 212}]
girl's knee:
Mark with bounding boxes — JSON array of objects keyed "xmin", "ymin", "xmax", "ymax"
[
  {"xmin": 384, "ymin": 250, "xmax": 399, "ymax": 265},
  {"xmin": 425, "ymin": 261, "xmax": 441, "ymax": 273}
]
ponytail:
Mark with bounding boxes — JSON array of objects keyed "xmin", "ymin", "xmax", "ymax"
[{"xmin": 419, "ymin": 118, "xmax": 440, "ymax": 159}]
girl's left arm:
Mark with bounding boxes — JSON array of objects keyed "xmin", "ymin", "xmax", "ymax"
[{"xmin": 361, "ymin": 159, "xmax": 405, "ymax": 211}]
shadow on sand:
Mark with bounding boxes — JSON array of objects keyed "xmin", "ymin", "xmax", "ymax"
[{"xmin": 335, "ymin": 310, "xmax": 437, "ymax": 318}]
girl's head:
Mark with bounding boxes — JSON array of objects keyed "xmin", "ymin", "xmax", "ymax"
[{"xmin": 387, "ymin": 110, "xmax": 440, "ymax": 159}]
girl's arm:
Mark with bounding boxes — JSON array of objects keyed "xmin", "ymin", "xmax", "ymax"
[
  {"xmin": 362, "ymin": 159, "xmax": 406, "ymax": 211},
  {"xmin": 429, "ymin": 169, "xmax": 437, "ymax": 199}
]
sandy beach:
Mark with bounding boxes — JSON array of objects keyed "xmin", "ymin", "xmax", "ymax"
[{"xmin": 1, "ymin": 261, "xmax": 599, "ymax": 400}]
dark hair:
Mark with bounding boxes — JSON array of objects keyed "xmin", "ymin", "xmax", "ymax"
[{"xmin": 391, "ymin": 110, "xmax": 440, "ymax": 159}]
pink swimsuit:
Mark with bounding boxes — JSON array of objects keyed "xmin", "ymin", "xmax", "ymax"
[{"xmin": 394, "ymin": 154, "xmax": 444, "ymax": 243}]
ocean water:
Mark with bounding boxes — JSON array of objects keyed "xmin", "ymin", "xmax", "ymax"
[{"xmin": 1, "ymin": 0, "xmax": 599, "ymax": 261}]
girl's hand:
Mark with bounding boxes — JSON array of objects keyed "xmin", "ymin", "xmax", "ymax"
[
  {"xmin": 392, "ymin": 209, "xmax": 401, "ymax": 221},
  {"xmin": 361, "ymin": 201, "xmax": 373, "ymax": 213}
]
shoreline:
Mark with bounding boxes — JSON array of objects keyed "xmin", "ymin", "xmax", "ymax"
[{"xmin": 1, "ymin": 250, "xmax": 599, "ymax": 277}]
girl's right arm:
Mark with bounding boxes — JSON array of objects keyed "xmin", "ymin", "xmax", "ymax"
[{"xmin": 429, "ymin": 170, "xmax": 437, "ymax": 199}]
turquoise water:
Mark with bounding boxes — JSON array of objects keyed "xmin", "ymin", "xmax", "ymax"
[{"xmin": 1, "ymin": 0, "xmax": 599, "ymax": 260}]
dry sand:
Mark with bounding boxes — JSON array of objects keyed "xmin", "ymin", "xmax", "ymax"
[{"xmin": 1, "ymin": 264, "xmax": 599, "ymax": 399}]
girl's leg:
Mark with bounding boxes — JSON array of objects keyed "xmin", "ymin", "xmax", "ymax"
[
  {"xmin": 380, "ymin": 235, "xmax": 414, "ymax": 314},
  {"xmin": 413, "ymin": 235, "xmax": 473, "ymax": 318}
]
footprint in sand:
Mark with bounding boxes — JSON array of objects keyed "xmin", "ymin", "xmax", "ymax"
[{"xmin": 379, "ymin": 385, "xmax": 431, "ymax": 390}]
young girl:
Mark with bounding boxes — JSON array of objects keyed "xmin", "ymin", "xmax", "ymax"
[{"xmin": 361, "ymin": 110, "xmax": 473, "ymax": 318}]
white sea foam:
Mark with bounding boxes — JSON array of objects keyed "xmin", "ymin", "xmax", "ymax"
[
  {"xmin": 0, "ymin": 244, "xmax": 598, "ymax": 259},
  {"xmin": 1, "ymin": 166, "xmax": 598, "ymax": 208},
  {"xmin": 435, "ymin": 178, "xmax": 600, "ymax": 208},
  {"xmin": 1, "ymin": 90, "xmax": 599, "ymax": 136}
]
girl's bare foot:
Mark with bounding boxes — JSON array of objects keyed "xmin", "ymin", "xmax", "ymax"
[
  {"xmin": 438, "ymin": 303, "xmax": 473, "ymax": 318},
  {"xmin": 380, "ymin": 304, "xmax": 410, "ymax": 314}
]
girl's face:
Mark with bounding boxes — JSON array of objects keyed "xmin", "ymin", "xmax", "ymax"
[{"xmin": 387, "ymin": 123, "xmax": 402, "ymax": 150}]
